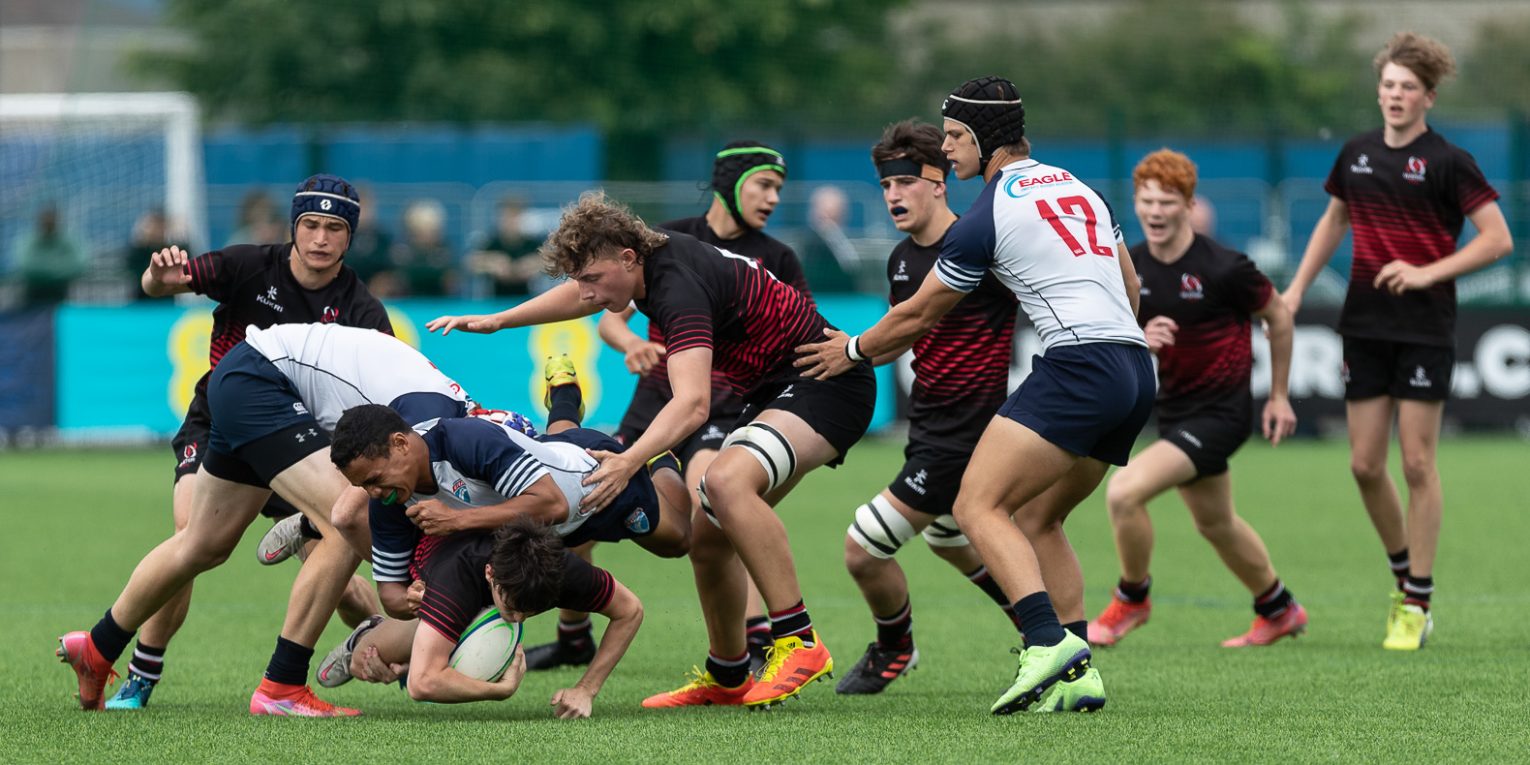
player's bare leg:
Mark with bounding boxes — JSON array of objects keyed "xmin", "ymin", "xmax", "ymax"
[
  {"xmin": 1090, "ymin": 442, "xmax": 1195, "ymax": 645},
  {"xmin": 951, "ymin": 417, "xmax": 1094, "ymax": 714},
  {"xmin": 1347, "ymin": 397, "xmax": 1407, "ymax": 553},
  {"xmin": 1385, "ymin": 399, "xmax": 1443, "ymax": 650},
  {"xmin": 690, "ymin": 448, "xmax": 769, "ymax": 664},
  {"xmin": 702, "ymin": 409, "xmax": 839, "ymax": 707},
  {"xmin": 1179, "ymin": 474, "xmax": 1276, "ymax": 593},
  {"xmin": 1014, "ymin": 458, "xmax": 1109, "ymax": 624},
  {"xmin": 61, "ymin": 470, "xmax": 267, "ymax": 710}
]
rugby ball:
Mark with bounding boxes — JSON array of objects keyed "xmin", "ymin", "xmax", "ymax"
[{"xmin": 448, "ymin": 608, "xmax": 523, "ymax": 682}]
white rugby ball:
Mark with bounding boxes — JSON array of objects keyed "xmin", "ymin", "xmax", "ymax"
[{"xmin": 448, "ymin": 608, "xmax": 523, "ymax": 682}]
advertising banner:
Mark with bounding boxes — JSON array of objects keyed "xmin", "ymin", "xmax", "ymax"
[{"xmin": 53, "ymin": 297, "xmax": 900, "ymax": 439}]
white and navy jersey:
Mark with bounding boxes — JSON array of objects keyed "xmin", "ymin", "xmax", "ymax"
[
  {"xmin": 936, "ymin": 159, "xmax": 1146, "ymax": 351},
  {"xmin": 243, "ymin": 323, "xmax": 470, "ymax": 430},
  {"xmin": 369, "ymin": 417, "xmax": 599, "ymax": 583}
]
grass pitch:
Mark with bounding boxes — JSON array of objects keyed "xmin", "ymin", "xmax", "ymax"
[{"xmin": 6, "ymin": 437, "xmax": 1526, "ymax": 763}]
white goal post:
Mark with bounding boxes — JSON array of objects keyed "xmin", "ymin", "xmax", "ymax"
[{"xmin": 0, "ymin": 92, "xmax": 207, "ymax": 265}]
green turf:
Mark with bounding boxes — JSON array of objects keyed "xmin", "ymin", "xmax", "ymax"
[{"xmin": 6, "ymin": 438, "xmax": 1526, "ymax": 763}]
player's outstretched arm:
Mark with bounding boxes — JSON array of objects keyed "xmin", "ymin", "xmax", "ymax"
[
  {"xmin": 1374, "ymin": 201, "xmax": 1513, "ymax": 295},
  {"xmin": 427, "ymin": 280, "xmax": 600, "ymax": 336},
  {"xmin": 553, "ymin": 581, "xmax": 642, "ymax": 720},
  {"xmin": 141, "ymin": 245, "xmax": 195, "ymax": 297},
  {"xmin": 1254, "ymin": 294, "xmax": 1297, "ymax": 445},
  {"xmin": 597, "ymin": 307, "xmax": 666, "ymax": 375},
  {"xmin": 796, "ymin": 269, "xmax": 965, "ymax": 380},
  {"xmin": 406, "ymin": 627, "xmax": 527, "ymax": 703},
  {"xmin": 1282, "ymin": 197, "xmax": 1350, "ymax": 316},
  {"xmin": 582, "ymin": 347, "xmax": 711, "ymax": 513}
]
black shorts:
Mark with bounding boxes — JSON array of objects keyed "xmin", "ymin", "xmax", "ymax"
[
  {"xmin": 543, "ymin": 428, "xmax": 665, "ymax": 546},
  {"xmin": 172, "ymin": 388, "xmax": 302, "ymax": 518},
  {"xmin": 736, "ymin": 364, "xmax": 877, "ymax": 469},
  {"xmin": 617, "ymin": 383, "xmax": 742, "ymax": 467},
  {"xmin": 1158, "ymin": 412, "xmax": 1251, "ymax": 479},
  {"xmin": 203, "ymin": 343, "xmax": 329, "ymax": 488},
  {"xmin": 1342, "ymin": 336, "xmax": 1453, "ymax": 401},
  {"xmin": 886, "ymin": 441, "xmax": 972, "ymax": 516}
]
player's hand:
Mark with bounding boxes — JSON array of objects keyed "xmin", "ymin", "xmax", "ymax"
[
  {"xmin": 1142, "ymin": 316, "xmax": 1178, "ymax": 354},
  {"xmin": 1261, "ymin": 395, "xmax": 1298, "ymax": 446},
  {"xmin": 490, "ymin": 646, "xmax": 528, "ymax": 700},
  {"xmin": 794, "ymin": 328, "xmax": 856, "ymax": 380},
  {"xmin": 1279, "ymin": 289, "xmax": 1302, "ymax": 318},
  {"xmin": 580, "ymin": 449, "xmax": 639, "ymax": 513},
  {"xmin": 550, "ymin": 685, "xmax": 596, "ymax": 719},
  {"xmin": 405, "ymin": 579, "xmax": 427, "ymax": 613},
  {"xmin": 1373, "ymin": 260, "xmax": 1436, "ymax": 295},
  {"xmin": 147, "ymin": 245, "xmax": 193, "ymax": 287},
  {"xmin": 624, "ymin": 342, "xmax": 667, "ymax": 375},
  {"xmin": 351, "ymin": 644, "xmax": 408, "ymax": 684},
  {"xmin": 406, "ymin": 499, "xmax": 459, "ymax": 536},
  {"xmin": 426, "ymin": 313, "xmax": 502, "ymax": 335}
]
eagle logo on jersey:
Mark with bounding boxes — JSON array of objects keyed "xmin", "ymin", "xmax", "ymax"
[
  {"xmin": 1179, "ymin": 273, "xmax": 1205, "ymax": 301},
  {"xmin": 1404, "ymin": 156, "xmax": 1427, "ymax": 184},
  {"xmin": 450, "ymin": 478, "xmax": 470, "ymax": 502}
]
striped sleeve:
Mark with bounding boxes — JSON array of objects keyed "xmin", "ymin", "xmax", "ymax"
[
  {"xmin": 558, "ymin": 552, "xmax": 617, "ymax": 613},
  {"xmin": 439, "ymin": 418, "xmax": 548, "ymax": 498},
  {"xmin": 368, "ymin": 500, "xmax": 420, "ymax": 583},
  {"xmin": 936, "ymin": 183, "xmax": 998, "ymax": 293}
]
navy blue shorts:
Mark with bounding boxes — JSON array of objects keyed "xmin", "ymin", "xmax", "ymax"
[
  {"xmin": 205, "ymin": 343, "xmax": 328, "ymax": 486},
  {"xmin": 998, "ymin": 343, "xmax": 1155, "ymax": 467},
  {"xmin": 543, "ymin": 428, "xmax": 666, "ymax": 545}
]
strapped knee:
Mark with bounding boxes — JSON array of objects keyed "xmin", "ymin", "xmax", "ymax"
[
  {"xmin": 848, "ymin": 495, "xmax": 917, "ymax": 560},
  {"xmin": 921, "ymin": 515, "xmax": 969, "ymax": 548},
  {"xmin": 720, "ymin": 422, "xmax": 797, "ymax": 495},
  {"xmin": 697, "ymin": 476, "xmax": 721, "ymax": 529}
]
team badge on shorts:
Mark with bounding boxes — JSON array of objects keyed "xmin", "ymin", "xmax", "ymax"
[{"xmin": 625, "ymin": 508, "xmax": 651, "ymax": 535}]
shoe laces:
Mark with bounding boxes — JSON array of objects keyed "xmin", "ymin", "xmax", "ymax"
[
  {"xmin": 674, "ymin": 666, "xmax": 716, "ymax": 692},
  {"xmin": 756, "ymin": 639, "xmax": 802, "ymax": 684}
]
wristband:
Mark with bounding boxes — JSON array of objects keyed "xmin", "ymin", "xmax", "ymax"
[{"xmin": 845, "ymin": 335, "xmax": 867, "ymax": 362}]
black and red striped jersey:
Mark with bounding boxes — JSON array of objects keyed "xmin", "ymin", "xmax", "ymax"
[
  {"xmin": 416, "ymin": 531, "xmax": 615, "ymax": 641},
  {"xmin": 628, "ymin": 218, "xmax": 813, "ymax": 407},
  {"xmin": 888, "ymin": 233, "xmax": 1017, "ymax": 450},
  {"xmin": 184, "ymin": 243, "xmax": 392, "ymax": 371},
  {"xmin": 1323, "ymin": 128, "xmax": 1499, "ymax": 347},
  {"xmin": 635, "ymin": 230, "xmax": 830, "ymax": 398},
  {"xmin": 1132, "ymin": 234, "xmax": 1274, "ymax": 421}
]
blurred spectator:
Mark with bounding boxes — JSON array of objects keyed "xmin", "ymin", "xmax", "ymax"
[
  {"xmin": 386, "ymin": 199, "xmax": 456, "ymax": 297},
  {"xmin": 466, "ymin": 196, "xmax": 541, "ymax": 297},
  {"xmin": 1190, "ymin": 193, "xmax": 1218, "ymax": 237},
  {"xmin": 344, "ymin": 186, "xmax": 394, "ymax": 287},
  {"xmin": 225, "ymin": 189, "xmax": 284, "ymax": 246},
  {"xmin": 9, "ymin": 204, "xmax": 87, "ymax": 305},
  {"xmin": 797, "ymin": 185, "xmax": 860, "ymax": 293},
  {"xmin": 121, "ymin": 208, "xmax": 188, "ymax": 301}
]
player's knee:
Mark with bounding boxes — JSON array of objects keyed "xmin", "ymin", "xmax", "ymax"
[
  {"xmin": 1350, "ymin": 456, "xmax": 1387, "ymax": 484},
  {"xmin": 714, "ymin": 423, "xmax": 797, "ymax": 505},
  {"xmin": 1104, "ymin": 474, "xmax": 1147, "ymax": 518},
  {"xmin": 179, "ymin": 535, "xmax": 237, "ymax": 572},
  {"xmin": 1400, "ymin": 454, "xmax": 1437, "ymax": 488},
  {"xmin": 847, "ymin": 495, "xmax": 916, "ymax": 563},
  {"xmin": 922, "ymin": 515, "xmax": 970, "ymax": 550},
  {"xmin": 1191, "ymin": 512, "xmax": 1234, "ymax": 541},
  {"xmin": 687, "ymin": 519, "xmax": 734, "ymax": 568}
]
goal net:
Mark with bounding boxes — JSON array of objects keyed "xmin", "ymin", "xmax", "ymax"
[{"xmin": 0, "ymin": 92, "xmax": 207, "ymax": 297}]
